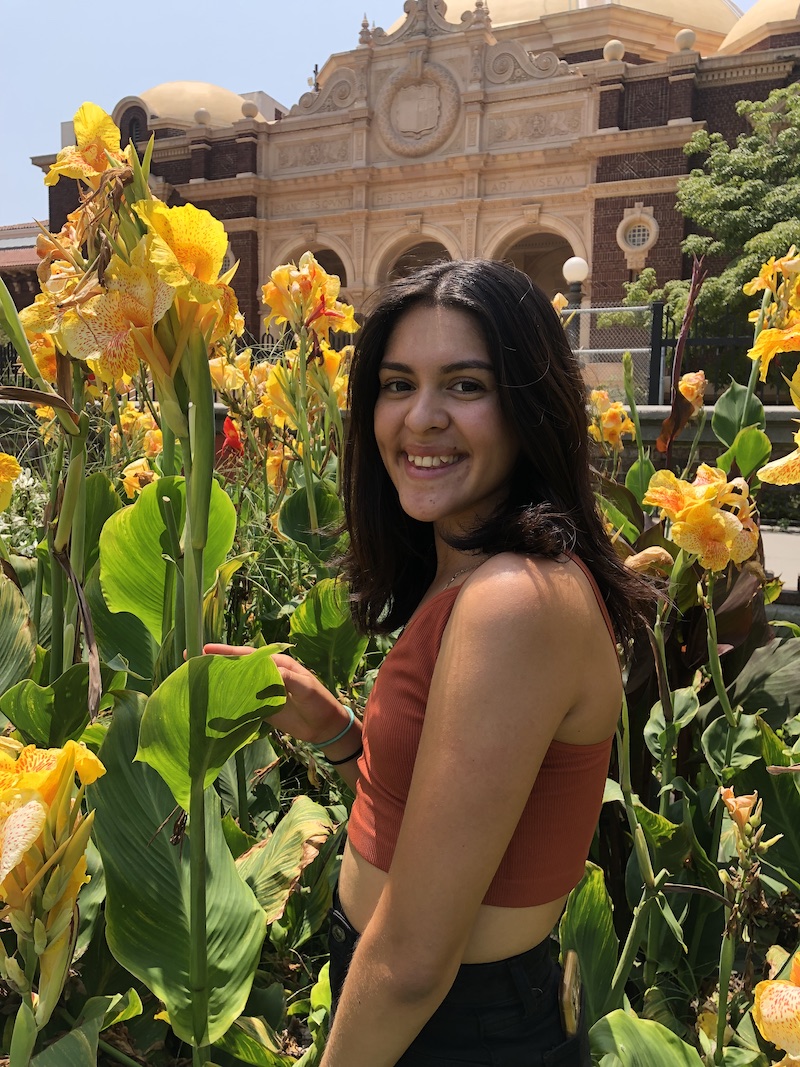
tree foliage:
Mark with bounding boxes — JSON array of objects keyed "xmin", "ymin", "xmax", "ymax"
[{"xmin": 676, "ymin": 82, "xmax": 800, "ymax": 320}]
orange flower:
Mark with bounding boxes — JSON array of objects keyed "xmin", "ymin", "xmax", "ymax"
[
  {"xmin": 221, "ymin": 416, "xmax": 244, "ymax": 456},
  {"xmin": 720, "ymin": 787, "xmax": 758, "ymax": 834},
  {"xmin": 678, "ymin": 370, "xmax": 706, "ymax": 415},
  {"xmin": 671, "ymin": 501, "xmax": 756, "ymax": 571},
  {"xmin": 262, "ymin": 251, "xmax": 358, "ymax": 342},
  {"xmin": 589, "ymin": 401, "xmax": 635, "ymax": 451}
]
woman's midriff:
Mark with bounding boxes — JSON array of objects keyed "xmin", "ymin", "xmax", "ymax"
[{"xmin": 338, "ymin": 840, "xmax": 567, "ymax": 964}]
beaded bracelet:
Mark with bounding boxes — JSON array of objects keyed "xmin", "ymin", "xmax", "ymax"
[
  {"xmin": 311, "ymin": 706, "xmax": 355, "ymax": 750},
  {"xmin": 327, "ymin": 743, "xmax": 364, "ymax": 767}
]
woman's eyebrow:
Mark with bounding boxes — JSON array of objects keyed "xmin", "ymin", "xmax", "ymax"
[{"xmin": 379, "ymin": 359, "xmax": 493, "ymax": 373}]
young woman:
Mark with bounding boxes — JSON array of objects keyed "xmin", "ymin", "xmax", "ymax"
[{"xmin": 210, "ymin": 260, "xmax": 652, "ymax": 1066}]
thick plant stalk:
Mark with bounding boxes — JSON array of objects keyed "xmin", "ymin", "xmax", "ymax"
[
  {"xmin": 294, "ymin": 332, "xmax": 321, "ymax": 553},
  {"xmin": 738, "ymin": 288, "xmax": 771, "ymax": 435}
]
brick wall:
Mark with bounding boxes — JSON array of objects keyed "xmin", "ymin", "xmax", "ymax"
[
  {"xmin": 207, "ymin": 140, "xmax": 241, "ymax": 181},
  {"xmin": 622, "ymin": 78, "xmax": 669, "ymax": 129},
  {"xmin": 48, "ymin": 179, "xmax": 80, "ymax": 233},
  {"xmin": 596, "ymin": 147, "xmax": 687, "ymax": 183},
  {"xmin": 563, "ymin": 49, "xmax": 644, "ymax": 64},
  {"xmin": 591, "ymin": 191, "xmax": 684, "ymax": 302},
  {"xmin": 153, "ymin": 158, "xmax": 191, "ymax": 185},
  {"xmin": 196, "ymin": 197, "xmax": 257, "ymax": 221},
  {"xmin": 228, "ymin": 231, "xmax": 260, "ymax": 337},
  {"xmin": 0, "ymin": 270, "xmax": 38, "ymax": 311},
  {"xmin": 744, "ymin": 32, "xmax": 800, "ymax": 52},
  {"xmin": 694, "ymin": 77, "xmax": 787, "ymax": 143}
]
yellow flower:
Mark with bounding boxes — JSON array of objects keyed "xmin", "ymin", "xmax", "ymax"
[
  {"xmin": 134, "ymin": 201, "xmax": 232, "ymax": 306},
  {"xmin": 262, "ymin": 251, "xmax": 358, "ymax": 341},
  {"xmin": 44, "ymin": 102, "xmax": 128, "ymax": 189},
  {"xmin": 589, "ymin": 401, "xmax": 635, "ymax": 451},
  {"xmin": 551, "ymin": 292, "xmax": 569, "ymax": 314},
  {"xmin": 758, "ymin": 427, "xmax": 800, "ymax": 486},
  {"xmin": 143, "ymin": 427, "xmax": 163, "ymax": 457},
  {"xmin": 61, "ymin": 236, "xmax": 175, "ymax": 382},
  {"xmin": 747, "ymin": 324, "xmax": 800, "ymax": 383},
  {"xmin": 121, "ymin": 458, "xmax": 158, "ymax": 499},
  {"xmin": 208, "ymin": 355, "xmax": 247, "ymax": 393},
  {"xmin": 753, "ymin": 955, "xmax": 800, "ymax": 1061},
  {"xmin": 671, "ymin": 500, "xmax": 755, "ymax": 571},
  {"xmin": 589, "ymin": 389, "xmax": 612, "ymax": 415},
  {"xmin": 25, "ymin": 331, "xmax": 58, "ymax": 383},
  {"xmin": 678, "ymin": 370, "xmax": 706, "ymax": 414},
  {"xmin": 623, "ymin": 546, "xmax": 674, "ymax": 575},
  {"xmin": 720, "ymin": 787, "xmax": 758, "ymax": 834},
  {"xmin": 0, "ymin": 453, "xmax": 22, "ymax": 513},
  {"xmin": 743, "ymin": 256, "xmax": 780, "ymax": 298},
  {"xmin": 643, "ymin": 469, "xmax": 718, "ymax": 521}
]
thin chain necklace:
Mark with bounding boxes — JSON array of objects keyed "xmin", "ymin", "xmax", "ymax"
[{"xmin": 442, "ymin": 561, "xmax": 483, "ymax": 590}]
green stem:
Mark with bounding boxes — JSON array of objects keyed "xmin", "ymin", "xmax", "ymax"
[
  {"xmin": 162, "ymin": 424, "xmax": 176, "ymax": 477},
  {"xmin": 647, "ymin": 618, "xmax": 674, "ymax": 817},
  {"xmin": 714, "ymin": 927, "xmax": 737, "ymax": 1064},
  {"xmin": 108, "ymin": 389, "xmax": 130, "ymax": 463},
  {"xmin": 704, "ymin": 574, "xmax": 739, "ymax": 730},
  {"xmin": 608, "ymin": 893, "xmax": 653, "ymax": 1007},
  {"xmin": 294, "ymin": 334, "xmax": 320, "ymax": 554},
  {"xmin": 679, "ymin": 408, "xmax": 707, "ymax": 480},
  {"xmin": 235, "ymin": 750, "xmax": 250, "ymax": 834},
  {"xmin": 738, "ymin": 288, "xmax": 771, "ymax": 435}
]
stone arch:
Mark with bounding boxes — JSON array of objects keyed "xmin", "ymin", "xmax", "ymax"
[
  {"xmin": 370, "ymin": 228, "xmax": 460, "ymax": 288},
  {"xmin": 113, "ymin": 97, "xmax": 150, "ymax": 146},
  {"xmin": 485, "ymin": 217, "xmax": 588, "ymax": 300}
]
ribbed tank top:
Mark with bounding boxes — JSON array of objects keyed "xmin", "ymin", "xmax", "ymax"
[{"xmin": 347, "ymin": 556, "xmax": 617, "ymax": 907}]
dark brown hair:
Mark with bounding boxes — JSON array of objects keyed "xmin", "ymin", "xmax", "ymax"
[{"xmin": 340, "ymin": 259, "xmax": 655, "ymax": 645}]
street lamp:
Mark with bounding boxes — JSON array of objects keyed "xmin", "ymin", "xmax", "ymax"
[{"xmin": 562, "ymin": 256, "xmax": 589, "ymax": 350}]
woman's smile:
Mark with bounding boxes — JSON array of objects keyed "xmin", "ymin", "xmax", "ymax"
[{"xmin": 374, "ymin": 304, "xmax": 519, "ymax": 534}]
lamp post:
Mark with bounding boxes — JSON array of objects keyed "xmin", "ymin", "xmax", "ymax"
[{"xmin": 562, "ymin": 256, "xmax": 589, "ymax": 351}]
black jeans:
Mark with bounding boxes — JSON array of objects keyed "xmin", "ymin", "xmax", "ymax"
[{"xmin": 327, "ymin": 889, "xmax": 591, "ymax": 1066}]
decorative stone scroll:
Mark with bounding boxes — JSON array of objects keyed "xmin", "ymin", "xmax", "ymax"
[
  {"xmin": 485, "ymin": 43, "xmax": 572, "ymax": 84},
  {"xmin": 376, "ymin": 46, "xmax": 460, "ymax": 157},
  {"xmin": 372, "ymin": 0, "xmax": 492, "ymax": 45},
  {"xmin": 290, "ymin": 68, "xmax": 358, "ymax": 116}
]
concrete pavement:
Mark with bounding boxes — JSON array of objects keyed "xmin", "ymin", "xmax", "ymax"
[{"xmin": 762, "ymin": 528, "xmax": 799, "ymax": 595}]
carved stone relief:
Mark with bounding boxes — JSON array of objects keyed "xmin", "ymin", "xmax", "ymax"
[
  {"xmin": 289, "ymin": 68, "xmax": 358, "ymax": 116},
  {"xmin": 485, "ymin": 43, "xmax": 572, "ymax": 84},
  {"xmin": 488, "ymin": 107, "xmax": 581, "ymax": 146},
  {"xmin": 372, "ymin": 182, "xmax": 461, "ymax": 207},
  {"xmin": 277, "ymin": 139, "xmax": 350, "ymax": 170},
  {"xmin": 375, "ymin": 47, "xmax": 461, "ymax": 157},
  {"xmin": 372, "ymin": 0, "xmax": 490, "ymax": 45},
  {"xmin": 271, "ymin": 193, "xmax": 352, "ymax": 217}
]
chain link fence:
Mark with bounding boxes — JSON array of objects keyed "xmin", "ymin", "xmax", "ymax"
[{"xmin": 561, "ymin": 304, "xmax": 656, "ymax": 404}]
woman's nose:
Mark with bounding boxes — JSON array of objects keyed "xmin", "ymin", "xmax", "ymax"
[{"xmin": 404, "ymin": 389, "xmax": 449, "ymax": 432}]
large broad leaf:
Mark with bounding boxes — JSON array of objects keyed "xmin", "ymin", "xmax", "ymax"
[
  {"xmin": 700, "ymin": 638, "xmax": 800, "ymax": 730},
  {"xmin": 31, "ymin": 990, "xmax": 142, "ymax": 1066},
  {"xmin": 136, "ymin": 648, "xmax": 285, "ymax": 812},
  {"xmin": 5, "ymin": 553, "xmax": 51, "ymax": 646},
  {"xmin": 716, "ymin": 426, "xmax": 772, "ymax": 480},
  {"xmin": 558, "ymin": 863, "xmax": 620, "ymax": 1025},
  {"xmin": 625, "ymin": 456, "xmax": 657, "ymax": 507},
  {"xmin": 90, "ymin": 695, "xmax": 267, "ymax": 1047},
  {"xmin": 701, "ymin": 714, "xmax": 762, "ymax": 781},
  {"xmin": 0, "ymin": 574, "xmax": 36, "ymax": 695},
  {"xmin": 236, "ymin": 795, "xmax": 334, "ymax": 924},
  {"xmin": 83, "ymin": 472, "xmax": 123, "ymax": 578},
  {"xmin": 214, "ymin": 1016, "xmax": 293, "ymax": 1066},
  {"xmin": 0, "ymin": 662, "xmax": 121, "ymax": 747},
  {"xmin": 590, "ymin": 1010, "xmax": 704, "ymax": 1066},
  {"xmin": 711, "ymin": 380, "xmax": 765, "ymax": 448},
  {"xmin": 277, "ymin": 480, "xmax": 343, "ymax": 561},
  {"xmin": 289, "ymin": 579, "xmax": 368, "ymax": 692},
  {"xmin": 85, "ymin": 563, "xmax": 156, "ymax": 694},
  {"xmin": 99, "ymin": 476, "xmax": 236, "ymax": 643}
]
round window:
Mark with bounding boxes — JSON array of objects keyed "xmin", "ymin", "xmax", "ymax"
[{"xmin": 624, "ymin": 223, "xmax": 651, "ymax": 249}]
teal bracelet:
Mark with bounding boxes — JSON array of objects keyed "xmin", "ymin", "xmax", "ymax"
[{"xmin": 312, "ymin": 706, "xmax": 355, "ymax": 750}]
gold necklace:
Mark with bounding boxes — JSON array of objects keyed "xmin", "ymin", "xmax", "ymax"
[{"xmin": 443, "ymin": 562, "xmax": 483, "ymax": 590}]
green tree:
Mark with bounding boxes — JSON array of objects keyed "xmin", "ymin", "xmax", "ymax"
[{"xmin": 677, "ymin": 81, "xmax": 800, "ymax": 319}]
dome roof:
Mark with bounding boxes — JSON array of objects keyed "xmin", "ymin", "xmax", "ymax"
[
  {"xmin": 138, "ymin": 81, "xmax": 262, "ymax": 127},
  {"xmin": 717, "ymin": 0, "xmax": 800, "ymax": 53},
  {"xmin": 481, "ymin": 0, "xmax": 740, "ymax": 33}
]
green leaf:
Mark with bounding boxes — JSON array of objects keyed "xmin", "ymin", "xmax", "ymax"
[
  {"xmin": 716, "ymin": 426, "xmax": 772, "ymax": 479},
  {"xmin": 558, "ymin": 863, "xmax": 620, "ymax": 1025},
  {"xmin": 136, "ymin": 648, "xmax": 285, "ymax": 812},
  {"xmin": 701, "ymin": 714, "xmax": 762, "ymax": 781},
  {"xmin": 289, "ymin": 579, "xmax": 368, "ymax": 692},
  {"xmin": 0, "ymin": 662, "xmax": 100, "ymax": 747},
  {"xmin": 590, "ymin": 1010, "xmax": 705, "ymax": 1066},
  {"xmin": 85, "ymin": 563, "xmax": 156, "ymax": 694},
  {"xmin": 83, "ymin": 472, "xmax": 123, "ymax": 579},
  {"xmin": 711, "ymin": 380, "xmax": 765, "ymax": 448},
  {"xmin": 203, "ymin": 554, "xmax": 255, "ymax": 644},
  {"xmin": 99, "ymin": 476, "xmax": 236, "ymax": 643},
  {"xmin": 89, "ymin": 694, "xmax": 267, "ymax": 1047},
  {"xmin": 6, "ymin": 553, "xmax": 51, "ymax": 646},
  {"xmin": 700, "ymin": 638, "xmax": 800, "ymax": 729},
  {"xmin": 237, "ymin": 796, "xmax": 334, "ymax": 924},
  {"xmin": 625, "ymin": 456, "xmax": 657, "ymax": 506},
  {"xmin": 214, "ymin": 1017, "xmax": 293, "ymax": 1066},
  {"xmin": 634, "ymin": 806, "xmax": 693, "ymax": 874},
  {"xmin": 0, "ymin": 574, "xmax": 37, "ymax": 695},
  {"xmin": 31, "ymin": 991, "xmax": 142, "ymax": 1067},
  {"xmin": 75, "ymin": 840, "xmax": 105, "ymax": 960},
  {"xmin": 644, "ymin": 689, "xmax": 699, "ymax": 762},
  {"xmin": 277, "ymin": 480, "xmax": 343, "ymax": 561}
]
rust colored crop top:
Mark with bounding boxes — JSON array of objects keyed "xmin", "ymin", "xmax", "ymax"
[{"xmin": 347, "ymin": 556, "xmax": 618, "ymax": 907}]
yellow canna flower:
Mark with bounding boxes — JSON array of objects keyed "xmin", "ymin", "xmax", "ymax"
[
  {"xmin": 743, "ymin": 256, "xmax": 780, "ymax": 298},
  {"xmin": 0, "ymin": 453, "xmax": 22, "ymax": 513},
  {"xmin": 589, "ymin": 400, "xmax": 635, "ymax": 451},
  {"xmin": 643, "ymin": 469, "xmax": 717, "ymax": 521},
  {"xmin": 134, "ymin": 201, "xmax": 231, "ymax": 306},
  {"xmin": 671, "ymin": 500, "xmax": 755, "ymax": 571},
  {"xmin": 747, "ymin": 324, "xmax": 800, "ymax": 383},
  {"xmin": 551, "ymin": 292, "xmax": 569, "ymax": 314},
  {"xmin": 121, "ymin": 457, "xmax": 158, "ymax": 499},
  {"xmin": 208, "ymin": 355, "xmax": 247, "ymax": 393},
  {"xmin": 143, "ymin": 427, "xmax": 163, "ymax": 457},
  {"xmin": 589, "ymin": 389, "xmax": 612, "ymax": 415},
  {"xmin": 753, "ymin": 955, "xmax": 800, "ymax": 1061},
  {"xmin": 678, "ymin": 370, "xmax": 706, "ymax": 415},
  {"xmin": 0, "ymin": 793, "xmax": 48, "ymax": 892},
  {"xmin": 262, "ymin": 251, "xmax": 358, "ymax": 341},
  {"xmin": 25, "ymin": 331, "xmax": 58, "ymax": 384},
  {"xmin": 45, "ymin": 102, "xmax": 128, "ymax": 189},
  {"xmin": 758, "ymin": 427, "xmax": 800, "ymax": 486}
]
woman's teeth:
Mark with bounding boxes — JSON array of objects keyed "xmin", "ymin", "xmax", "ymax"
[{"xmin": 406, "ymin": 454, "xmax": 459, "ymax": 468}]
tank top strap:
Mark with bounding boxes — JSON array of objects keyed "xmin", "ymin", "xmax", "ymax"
[{"xmin": 564, "ymin": 552, "xmax": 617, "ymax": 647}]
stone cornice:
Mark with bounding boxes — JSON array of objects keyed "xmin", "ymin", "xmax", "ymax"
[
  {"xmin": 586, "ymin": 175, "xmax": 681, "ymax": 199},
  {"xmin": 587, "ymin": 122, "xmax": 703, "ymax": 154},
  {"xmin": 696, "ymin": 53, "xmax": 797, "ymax": 87}
]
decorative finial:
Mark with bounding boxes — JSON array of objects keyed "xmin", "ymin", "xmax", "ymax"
[
  {"xmin": 674, "ymin": 28, "xmax": 696, "ymax": 52},
  {"xmin": 241, "ymin": 99, "xmax": 259, "ymax": 119},
  {"xmin": 194, "ymin": 107, "xmax": 211, "ymax": 126},
  {"xmin": 603, "ymin": 39, "xmax": 625, "ymax": 63},
  {"xmin": 359, "ymin": 13, "xmax": 373, "ymax": 44}
]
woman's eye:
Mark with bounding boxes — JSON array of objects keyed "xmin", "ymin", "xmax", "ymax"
[
  {"xmin": 380, "ymin": 379, "xmax": 413, "ymax": 393},
  {"xmin": 452, "ymin": 379, "xmax": 484, "ymax": 394}
]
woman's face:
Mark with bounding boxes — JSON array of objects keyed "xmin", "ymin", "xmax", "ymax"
[{"xmin": 373, "ymin": 304, "xmax": 520, "ymax": 537}]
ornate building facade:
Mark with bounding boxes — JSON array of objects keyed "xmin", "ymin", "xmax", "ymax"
[{"xmin": 4, "ymin": 0, "xmax": 800, "ymax": 335}]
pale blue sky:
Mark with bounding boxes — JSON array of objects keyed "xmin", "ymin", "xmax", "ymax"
[{"xmin": 0, "ymin": 0, "xmax": 758, "ymax": 227}]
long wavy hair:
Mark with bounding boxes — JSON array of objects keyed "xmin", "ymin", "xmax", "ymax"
[{"xmin": 340, "ymin": 259, "xmax": 655, "ymax": 646}]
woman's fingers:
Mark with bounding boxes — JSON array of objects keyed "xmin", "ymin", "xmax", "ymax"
[{"xmin": 202, "ymin": 643, "xmax": 255, "ymax": 657}]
